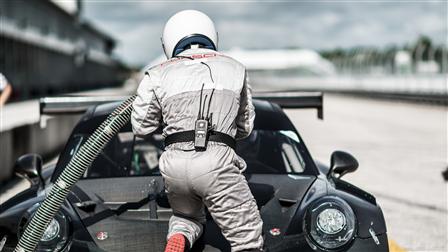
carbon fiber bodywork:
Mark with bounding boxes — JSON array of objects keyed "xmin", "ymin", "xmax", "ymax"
[{"xmin": 0, "ymin": 100, "xmax": 388, "ymax": 252}]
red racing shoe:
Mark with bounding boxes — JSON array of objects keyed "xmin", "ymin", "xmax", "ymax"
[{"xmin": 165, "ymin": 233, "xmax": 188, "ymax": 252}]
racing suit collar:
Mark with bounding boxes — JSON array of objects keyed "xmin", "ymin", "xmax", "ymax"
[{"xmin": 177, "ymin": 47, "xmax": 218, "ymax": 56}]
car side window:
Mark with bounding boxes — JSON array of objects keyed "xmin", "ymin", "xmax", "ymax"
[
  {"xmin": 237, "ymin": 130, "xmax": 306, "ymax": 174},
  {"xmin": 131, "ymin": 134, "xmax": 164, "ymax": 176},
  {"xmin": 84, "ymin": 132, "xmax": 134, "ymax": 178},
  {"xmin": 279, "ymin": 132, "xmax": 306, "ymax": 173},
  {"xmin": 81, "ymin": 132, "xmax": 164, "ymax": 178}
]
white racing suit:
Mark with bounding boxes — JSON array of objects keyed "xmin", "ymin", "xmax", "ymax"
[{"xmin": 131, "ymin": 48, "xmax": 263, "ymax": 251}]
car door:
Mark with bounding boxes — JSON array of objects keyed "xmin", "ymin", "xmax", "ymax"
[{"xmin": 70, "ymin": 131, "xmax": 170, "ymax": 252}]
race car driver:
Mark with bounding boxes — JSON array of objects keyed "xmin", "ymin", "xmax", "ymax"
[{"xmin": 131, "ymin": 10, "xmax": 263, "ymax": 252}]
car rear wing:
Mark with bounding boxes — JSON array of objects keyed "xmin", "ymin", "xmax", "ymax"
[
  {"xmin": 253, "ymin": 91, "xmax": 323, "ymax": 119},
  {"xmin": 40, "ymin": 96, "xmax": 129, "ymax": 115},
  {"xmin": 40, "ymin": 92, "xmax": 323, "ymax": 119}
]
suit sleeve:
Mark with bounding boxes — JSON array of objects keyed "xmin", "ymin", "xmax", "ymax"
[
  {"xmin": 131, "ymin": 72, "xmax": 162, "ymax": 137},
  {"xmin": 235, "ymin": 71, "xmax": 256, "ymax": 140}
]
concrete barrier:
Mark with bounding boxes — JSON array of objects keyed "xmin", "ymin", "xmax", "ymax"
[
  {"xmin": 0, "ymin": 86, "xmax": 136, "ymax": 183},
  {"xmin": 0, "ymin": 115, "xmax": 80, "ymax": 182}
]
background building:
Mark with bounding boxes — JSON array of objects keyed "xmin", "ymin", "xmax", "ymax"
[{"xmin": 0, "ymin": 0, "xmax": 129, "ymax": 101}]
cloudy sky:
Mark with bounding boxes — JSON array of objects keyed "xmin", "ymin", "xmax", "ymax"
[{"xmin": 74, "ymin": 0, "xmax": 446, "ymax": 67}]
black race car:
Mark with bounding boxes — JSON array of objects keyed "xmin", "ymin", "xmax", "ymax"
[{"xmin": 0, "ymin": 93, "xmax": 388, "ymax": 252}]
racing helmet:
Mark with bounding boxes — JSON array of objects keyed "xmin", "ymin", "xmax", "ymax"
[{"xmin": 162, "ymin": 10, "xmax": 218, "ymax": 58}]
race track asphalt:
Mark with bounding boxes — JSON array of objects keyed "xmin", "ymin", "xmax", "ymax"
[{"xmin": 284, "ymin": 93, "xmax": 447, "ymax": 252}]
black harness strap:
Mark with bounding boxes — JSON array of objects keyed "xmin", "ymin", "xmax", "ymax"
[
  {"xmin": 81, "ymin": 196, "xmax": 151, "ymax": 227},
  {"xmin": 165, "ymin": 130, "xmax": 236, "ymax": 150}
]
